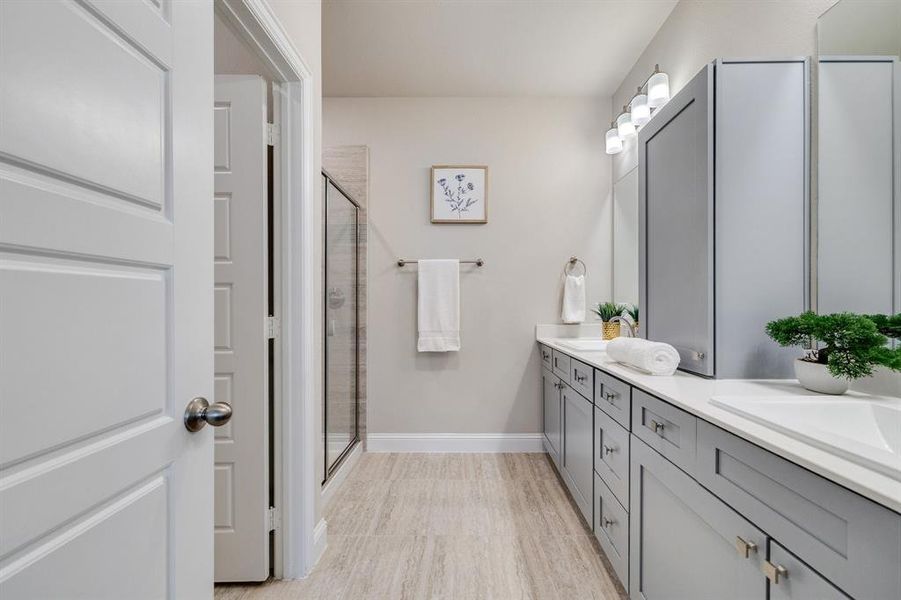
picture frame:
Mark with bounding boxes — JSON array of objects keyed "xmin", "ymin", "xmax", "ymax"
[{"xmin": 430, "ymin": 165, "xmax": 488, "ymax": 224}]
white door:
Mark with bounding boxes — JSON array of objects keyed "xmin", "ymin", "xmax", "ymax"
[
  {"xmin": 0, "ymin": 1, "xmax": 214, "ymax": 598},
  {"xmin": 213, "ymin": 75, "xmax": 269, "ymax": 582}
]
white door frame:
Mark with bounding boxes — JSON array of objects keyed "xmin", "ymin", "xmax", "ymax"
[{"xmin": 215, "ymin": 0, "xmax": 320, "ymax": 579}]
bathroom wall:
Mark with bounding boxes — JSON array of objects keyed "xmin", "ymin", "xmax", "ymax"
[{"xmin": 323, "ymin": 97, "xmax": 611, "ymax": 435}]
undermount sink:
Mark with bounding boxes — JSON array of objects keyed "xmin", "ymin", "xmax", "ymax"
[
  {"xmin": 557, "ymin": 338, "xmax": 609, "ymax": 352},
  {"xmin": 710, "ymin": 395, "xmax": 901, "ymax": 481}
]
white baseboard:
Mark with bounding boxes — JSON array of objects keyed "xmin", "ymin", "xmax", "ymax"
[
  {"xmin": 321, "ymin": 442, "xmax": 362, "ymax": 509},
  {"xmin": 366, "ymin": 433, "xmax": 544, "ymax": 453}
]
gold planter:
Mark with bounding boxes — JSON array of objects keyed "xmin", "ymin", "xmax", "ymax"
[{"xmin": 602, "ymin": 322, "xmax": 621, "ymax": 340}]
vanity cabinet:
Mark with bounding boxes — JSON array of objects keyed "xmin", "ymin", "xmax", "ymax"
[
  {"xmin": 562, "ymin": 385, "xmax": 593, "ymax": 527},
  {"xmin": 638, "ymin": 59, "xmax": 808, "ymax": 378},
  {"xmin": 630, "ymin": 437, "xmax": 767, "ymax": 600},
  {"xmin": 537, "ymin": 344, "xmax": 901, "ymax": 600}
]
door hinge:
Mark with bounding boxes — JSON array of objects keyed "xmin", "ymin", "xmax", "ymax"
[
  {"xmin": 266, "ymin": 123, "xmax": 278, "ymax": 146},
  {"xmin": 265, "ymin": 316, "xmax": 280, "ymax": 339},
  {"xmin": 267, "ymin": 506, "xmax": 280, "ymax": 532}
]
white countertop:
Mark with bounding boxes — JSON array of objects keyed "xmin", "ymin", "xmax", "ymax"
[{"xmin": 537, "ymin": 335, "xmax": 901, "ymax": 514}]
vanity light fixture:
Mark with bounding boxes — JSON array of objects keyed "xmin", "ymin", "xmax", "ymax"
[
  {"xmin": 616, "ymin": 107, "xmax": 636, "ymax": 138},
  {"xmin": 605, "ymin": 121, "xmax": 623, "ymax": 155},
  {"xmin": 647, "ymin": 65, "xmax": 670, "ymax": 108},
  {"xmin": 609, "ymin": 64, "xmax": 671, "ymax": 147},
  {"xmin": 630, "ymin": 89, "xmax": 651, "ymax": 127}
]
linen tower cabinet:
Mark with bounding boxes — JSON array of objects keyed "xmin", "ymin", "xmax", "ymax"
[{"xmin": 638, "ymin": 59, "xmax": 809, "ymax": 378}]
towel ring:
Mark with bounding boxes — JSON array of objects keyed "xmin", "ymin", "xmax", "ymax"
[{"xmin": 563, "ymin": 256, "xmax": 587, "ymax": 277}]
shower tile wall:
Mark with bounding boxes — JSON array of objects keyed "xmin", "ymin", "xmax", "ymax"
[{"xmin": 324, "ymin": 146, "xmax": 368, "ymax": 454}]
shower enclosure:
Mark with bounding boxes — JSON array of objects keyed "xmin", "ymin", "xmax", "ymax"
[{"xmin": 323, "ymin": 172, "xmax": 360, "ymax": 481}]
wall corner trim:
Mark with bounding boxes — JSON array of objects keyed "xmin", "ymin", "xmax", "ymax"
[{"xmin": 366, "ymin": 433, "xmax": 544, "ymax": 453}]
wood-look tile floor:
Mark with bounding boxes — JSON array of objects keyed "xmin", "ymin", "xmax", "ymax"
[{"xmin": 216, "ymin": 453, "xmax": 626, "ymax": 600}]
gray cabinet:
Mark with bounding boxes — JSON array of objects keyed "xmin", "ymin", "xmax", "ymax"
[
  {"xmin": 569, "ymin": 357, "xmax": 594, "ymax": 400},
  {"xmin": 696, "ymin": 420, "xmax": 901, "ymax": 600},
  {"xmin": 541, "ymin": 368, "xmax": 562, "ymax": 468},
  {"xmin": 639, "ymin": 59, "xmax": 808, "ymax": 378},
  {"xmin": 562, "ymin": 384, "xmax": 593, "ymax": 527},
  {"xmin": 631, "ymin": 389, "xmax": 697, "ymax": 475},
  {"xmin": 595, "ymin": 472, "xmax": 629, "ymax": 589},
  {"xmin": 767, "ymin": 541, "xmax": 849, "ymax": 600},
  {"xmin": 630, "ymin": 437, "xmax": 767, "ymax": 600}
]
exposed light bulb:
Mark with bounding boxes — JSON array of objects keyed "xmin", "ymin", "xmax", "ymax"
[
  {"xmin": 630, "ymin": 93, "xmax": 650, "ymax": 128},
  {"xmin": 616, "ymin": 111, "xmax": 636, "ymax": 138},
  {"xmin": 647, "ymin": 69, "xmax": 670, "ymax": 109},
  {"xmin": 605, "ymin": 126, "xmax": 623, "ymax": 155}
]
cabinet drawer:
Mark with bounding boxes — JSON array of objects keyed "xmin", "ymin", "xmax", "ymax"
[
  {"xmin": 539, "ymin": 343, "xmax": 553, "ymax": 369},
  {"xmin": 569, "ymin": 358, "xmax": 594, "ymax": 400},
  {"xmin": 593, "ymin": 406, "xmax": 629, "ymax": 507},
  {"xmin": 552, "ymin": 349, "xmax": 570, "ymax": 379},
  {"xmin": 696, "ymin": 421, "xmax": 901, "ymax": 600},
  {"xmin": 594, "ymin": 473, "xmax": 628, "ymax": 591},
  {"xmin": 594, "ymin": 370, "xmax": 631, "ymax": 429},
  {"xmin": 768, "ymin": 541, "xmax": 849, "ymax": 600},
  {"xmin": 631, "ymin": 389, "xmax": 697, "ymax": 474}
]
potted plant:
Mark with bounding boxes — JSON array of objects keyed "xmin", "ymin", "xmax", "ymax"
[
  {"xmin": 593, "ymin": 302, "xmax": 627, "ymax": 340},
  {"xmin": 765, "ymin": 311, "xmax": 901, "ymax": 394}
]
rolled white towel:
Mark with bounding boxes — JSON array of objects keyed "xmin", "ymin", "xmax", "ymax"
[{"xmin": 607, "ymin": 337, "xmax": 680, "ymax": 376}]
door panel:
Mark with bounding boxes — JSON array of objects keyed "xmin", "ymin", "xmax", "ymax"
[
  {"xmin": 214, "ymin": 75, "xmax": 269, "ymax": 582},
  {"xmin": 639, "ymin": 65, "xmax": 713, "ymax": 376},
  {"xmin": 542, "ymin": 370, "xmax": 561, "ymax": 456},
  {"xmin": 0, "ymin": 1, "xmax": 213, "ymax": 597},
  {"xmin": 769, "ymin": 541, "xmax": 849, "ymax": 600},
  {"xmin": 562, "ymin": 386, "xmax": 593, "ymax": 526},
  {"xmin": 630, "ymin": 438, "xmax": 766, "ymax": 600}
]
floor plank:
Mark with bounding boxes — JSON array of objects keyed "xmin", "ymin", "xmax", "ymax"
[{"xmin": 215, "ymin": 453, "xmax": 627, "ymax": 599}]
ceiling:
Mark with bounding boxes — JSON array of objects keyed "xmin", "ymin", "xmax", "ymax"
[{"xmin": 323, "ymin": 0, "xmax": 678, "ymax": 97}]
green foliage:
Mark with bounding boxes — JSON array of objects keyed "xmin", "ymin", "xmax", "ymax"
[
  {"xmin": 623, "ymin": 304, "xmax": 639, "ymax": 322},
  {"xmin": 592, "ymin": 302, "xmax": 627, "ymax": 322},
  {"xmin": 765, "ymin": 311, "xmax": 901, "ymax": 380}
]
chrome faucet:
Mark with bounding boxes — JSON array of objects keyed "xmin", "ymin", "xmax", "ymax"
[{"xmin": 609, "ymin": 316, "xmax": 637, "ymax": 338}]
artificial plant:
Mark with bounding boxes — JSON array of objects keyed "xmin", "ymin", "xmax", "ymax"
[
  {"xmin": 765, "ymin": 311, "xmax": 901, "ymax": 380},
  {"xmin": 592, "ymin": 302, "xmax": 627, "ymax": 322}
]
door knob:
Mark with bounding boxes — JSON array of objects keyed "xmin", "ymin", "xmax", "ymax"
[{"xmin": 184, "ymin": 397, "xmax": 233, "ymax": 432}]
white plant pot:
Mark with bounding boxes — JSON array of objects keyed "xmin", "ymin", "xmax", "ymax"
[{"xmin": 794, "ymin": 359, "xmax": 849, "ymax": 395}]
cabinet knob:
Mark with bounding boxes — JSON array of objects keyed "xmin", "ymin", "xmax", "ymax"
[
  {"xmin": 603, "ymin": 517, "xmax": 616, "ymax": 528},
  {"xmin": 575, "ymin": 372, "xmax": 586, "ymax": 382},
  {"xmin": 735, "ymin": 536, "xmax": 758, "ymax": 559},
  {"xmin": 650, "ymin": 420, "xmax": 665, "ymax": 435},
  {"xmin": 603, "ymin": 444, "xmax": 617, "ymax": 456},
  {"xmin": 763, "ymin": 561, "xmax": 788, "ymax": 585},
  {"xmin": 605, "ymin": 391, "xmax": 616, "ymax": 404},
  {"xmin": 542, "ymin": 352, "xmax": 549, "ymax": 360}
]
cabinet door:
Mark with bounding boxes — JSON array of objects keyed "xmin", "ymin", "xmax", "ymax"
[
  {"xmin": 562, "ymin": 385, "xmax": 593, "ymax": 527},
  {"xmin": 767, "ymin": 541, "xmax": 849, "ymax": 600},
  {"xmin": 638, "ymin": 64, "xmax": 714, "ymax": 376},
  {"xmin": 542, "ymin": 369, "xmax": 561, "ymax": 459},
  {"xmin": 630, "ymin": 437, "xmax": 766, "ymax": 600}
]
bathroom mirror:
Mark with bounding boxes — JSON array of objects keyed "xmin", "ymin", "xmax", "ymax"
[{"xmin": 816, "ymin": 0, "xmax": 900, "ymax": 316}]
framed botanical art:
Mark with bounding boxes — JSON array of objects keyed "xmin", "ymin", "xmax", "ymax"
[{"xmin": 430, "ymin": 165, "xmax": 488, "ymax": 224}]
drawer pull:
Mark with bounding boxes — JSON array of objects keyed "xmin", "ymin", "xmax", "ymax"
[
  {"xmin": 554, "ymin": 382, "xmax": 564, "ymax": 390},
  {"xmin": 605, "ymin": 391, "xmax": 616, "ymax": 404},
  {"xmin": 603, "ymin": 516, "xmax": 616, "ymax": 528},
  {"xmin": 763, "ymin": 561, "xmax": 788, "ymax": 584},
  {"xmin": 575, "ymin": 372, "xmax": 586, "ymax": 383},
  {"xmin": 735, "ymin": 536, "xmax": 758, "ymax": 559},
  {"xmin": 602, "ymin": 444, "xmax": 617, "ymax": 456},
  {"xmin": 542, "ymin": 351, "xmax": 549, "ymax": 360},
  {"xmin": 649, "ymin": 420, "xmax": 665, "ymax": 435}
]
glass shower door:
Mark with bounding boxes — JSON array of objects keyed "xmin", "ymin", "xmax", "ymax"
[{"xmin": 324, "ymin": 175, "xmax": 359, "ymax": 479}]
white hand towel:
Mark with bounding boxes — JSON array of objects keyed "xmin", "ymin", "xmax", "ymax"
[
  {"xmin": 607, "ymin": 337, "xmax": 680, "ymax": 376},
  {"xmin": 417, "ymin": 259, "xmax": 460, "ymax": 352},
  {"xmin": 561, "ymin": 274, "xmax": 586, "ymax": 323}
]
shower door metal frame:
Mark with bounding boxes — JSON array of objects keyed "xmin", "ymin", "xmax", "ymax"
[{"xmin": 322, "ymin": 170, "xmax": 361, "ymax": 483}]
